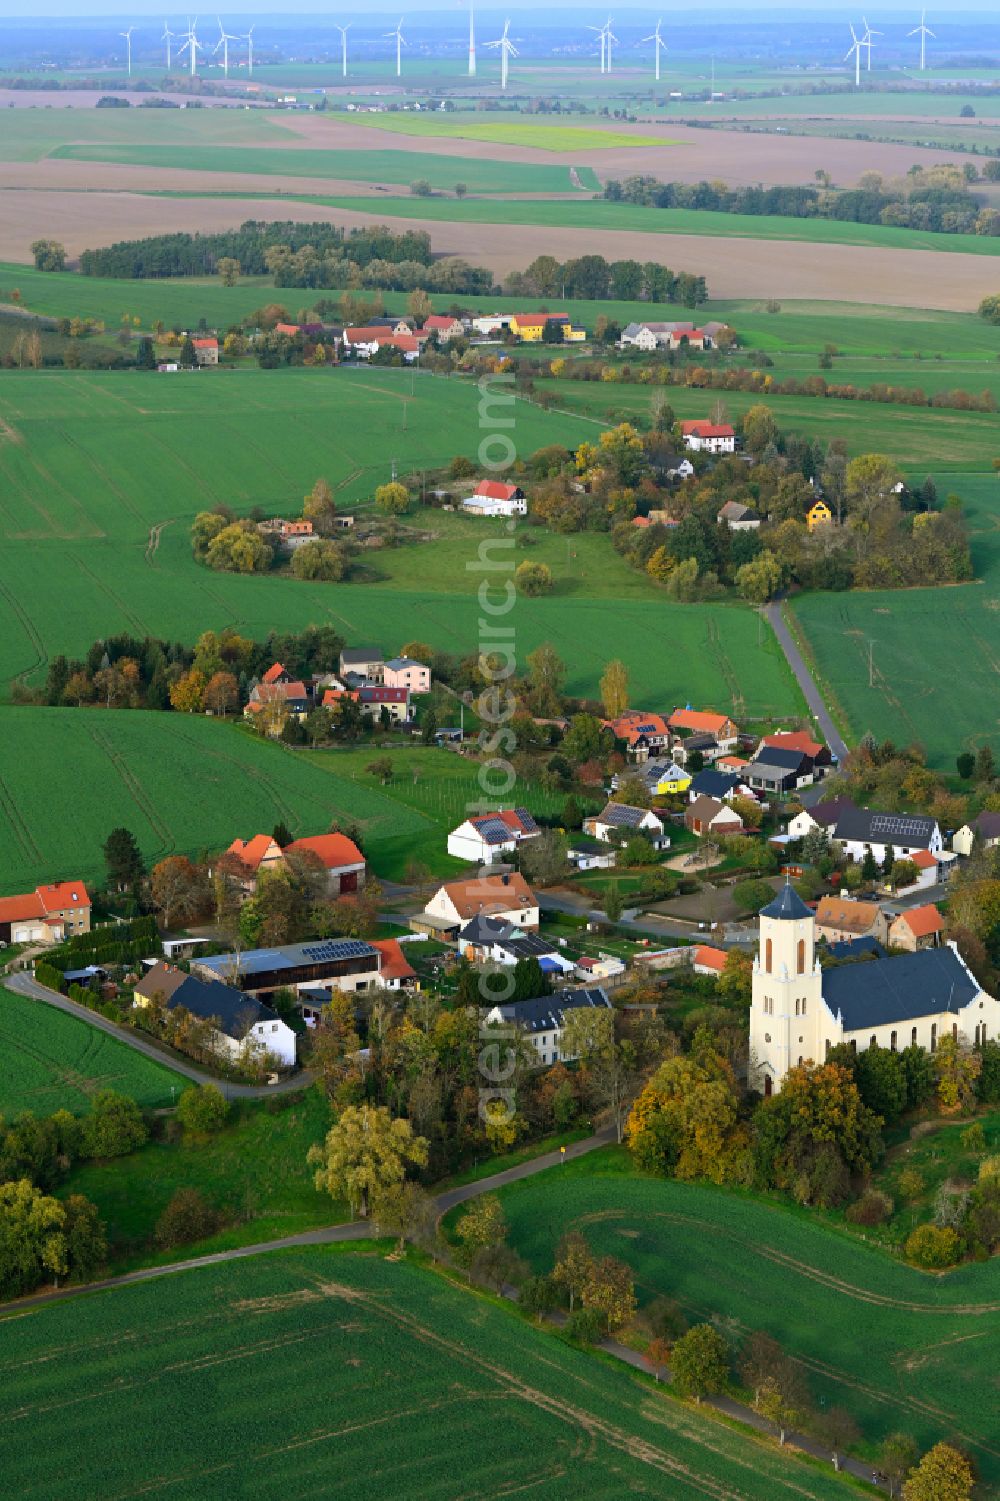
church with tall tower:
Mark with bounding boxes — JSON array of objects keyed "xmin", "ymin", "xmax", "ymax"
[{"xmin": 749, "ymin": 882, "xmax": 1000, "ymax": 1095}]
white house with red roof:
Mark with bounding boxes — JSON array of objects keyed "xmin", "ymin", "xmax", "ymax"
[
  {"xmin": 669, "ymin": 707, "xmax": 739, "ymax": 752},
  {"xmin": 447, "ymin": 808, "xmax": 541, "ymax": 865},
  {"xmin": 370, "ymin": 937, "xmax": 417, "ymax": 989},
  {"xmin": 0, "ymin": 881, "xmax": 91, "ymax": 946},
  {"xmin": 693, "ymin": 944, "xmax": 728, "ymax": 977},
  {"xmin": 245, "ymin": 665, "xmax": 310, "ymax": 724},
  {"xmin": 462, "ymin": 480, "xmax": 528, "ymax": 517},
  {"xmin": 359, "ymin": 684, "xmax": 410, "ymax": 723},
  {"xmin": 680, "ymin": 420, "xmax": 736, "ymax": 455}
]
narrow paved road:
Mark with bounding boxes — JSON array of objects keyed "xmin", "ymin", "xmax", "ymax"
[
  {"xmin": 4, "ymin": 973, "xmax": 316, "ymax": 1100},
  {"xmin": 763, "ymin": 599, "xmax": 849, "ymax": 763},
  {"xmin": 539, "ymin": 892, "xmax": 755, "ymax": 949},
  {"xmin": 5, "ymin": 1127, "xmax": 616, "ymax": 1313}
]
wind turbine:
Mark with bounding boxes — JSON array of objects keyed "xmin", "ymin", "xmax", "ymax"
[
  {"xmin": 243, "ymin": 24, "xmax": 255, "ymax": 77},
  {"xmin": 214, "ymin": 18, "xmax": 239, "ymax": 78},
  {"xmin": 604, "ymin": 17, "xmax": 618, "ymax": 74},
  {"xmin": 335, "ymin": 23, "xmax": 350, "ymax": 78},
  {"xmin": 485, "ymin": 17, "xmax": 517, "ymax": 91},
  {"xmin": 468, "ymin": 1, "xmax": 476, "ymax": 78},
  {"xmin": 179, "ymin": 18, "xmax": 203, "ymax": 78},
  {"xmin": 586, "ymin": 21, "xmax": 607, "ymax": 73},
  {"xmin": 845, "ymin": 23, "xmax": 862, "ymax": 88},
  {"xmin": 642, "ymin": 18, "xmax": 666, "ymax": 83},
  {"xmin": 862, "ymin": 17, "xmax": 882, "ymax": 72},
  {"xmin": 908, "ymin": 8, "xmax": 934, "ymax": 71},
  {"xmin": 120, "ymin": 26, "xmax": 135, "ymax": 79},
  {"xmin": 162, "ymin": 21, "xmax": 176, "ymax": 70},
  {"xmin": 384, "ymin": 18, "xmax": 405, "ymax": 78}
]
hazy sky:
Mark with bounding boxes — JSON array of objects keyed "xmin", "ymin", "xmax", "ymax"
[{"xmin": 0, "ymin": 4, "xmax": 994, "ymax": 17}]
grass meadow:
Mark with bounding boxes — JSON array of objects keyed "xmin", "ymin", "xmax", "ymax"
[
  {"xmin": 0, "ymin": 1248, "xmax": 866, "ymax": 1500},
  {"xmin": 0, "ymin": 365, "xmax": 797, "ymax": 709},
  {"xmin": 0, "ymin": 986, "xmax": 185, "ymax": 1113},
  {"xmin": 328, "ymin": 113, "xmax": 667, "ymax": 151},
  {"xmin": 500, "ymin": 1157, "xmax": 1000, "ymax": 1485}
]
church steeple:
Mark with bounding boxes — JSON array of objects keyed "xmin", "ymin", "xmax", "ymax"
[{"xmin": 750, "ymin": 878, "xmax": 823, "ymax": 1093}]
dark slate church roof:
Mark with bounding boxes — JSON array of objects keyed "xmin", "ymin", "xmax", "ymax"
[
  {"xmin": 822, "ymin": 946, "xmax": 978, "ymax": 1030},
  {"xmin": 760, "ymin": 883, "xmax": 813, "ymax": 922}
]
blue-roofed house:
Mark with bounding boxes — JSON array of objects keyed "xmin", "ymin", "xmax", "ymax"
[{"xmin": 749, "ymin": 881, "xmax": 1000, "ymax": 1095}]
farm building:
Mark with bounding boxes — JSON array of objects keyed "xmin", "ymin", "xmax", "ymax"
[
  {"xmin": 462, "ymin": 481, "xmax": 527, "ymax": 517},
  {"xmin": 194, "ymin": 938, "xmax": 382, "ymax": 998},
  {"xmin": 447, "ymin": 808, "xmax": 540, "ymax": 865},
  {"xmin": 221, "ymin": 831, "xmax": 364, "ymax": 896},
  {"xmin": 685, "ymin": 796, "xmax": 744, "ymax": 839},
  {"xmin": 509, "ymin": 312, "xmax": 585, "ymax": 343},
  {"xmin": 888, "ymin": 904, "xmax": 944, "ymax": 953},
  {"xmin": 0, "ymin": 881, "xmax": 91, "ymax": 946},
  {"xmin": 814, "ymin": 896, "xmax": 888, "ymax": 947},
  {"xmin": 134, "ymin": 962, "xmax": 297, "ymax": 1067},
  {"xmin": 750, "ymin": 883, "xmax": 1000, "ymax": 1094},
  {"xmin": 668, "ymin": 708, "xmax": 739, "ymax": 749}
]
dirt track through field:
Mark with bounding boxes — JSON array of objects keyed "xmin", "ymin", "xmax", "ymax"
[{"xmin": 0, "ymin": 186, "xmax": 995, "ymax": 309}]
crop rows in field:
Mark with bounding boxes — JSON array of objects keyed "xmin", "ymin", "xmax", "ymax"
[
  {"xmin": 0, "ymin": 987, "xmax": 184, "ymax": 1113},
  {"xmin": 500, "ymin": 1169, "xmax": 1000, "ymax": 1486},
  {"xmin": 0, "ymin": 708, "xmax": 431, "ymax": 896},
  {"xmin": 0, "ymin": 1249, "xmax": 862, "ymax": 1500}
]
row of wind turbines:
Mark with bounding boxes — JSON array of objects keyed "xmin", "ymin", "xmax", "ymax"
[
  {"xmin": 117, "ymin": 9, "xmax": 936, "ymax": 91},
  {"xmin": 845, "ymin": 10, "xmax": 934, "ymax": 85},
  {"xmin": 117, "ymin": 19, "xmax": 255, "ymax": 79}
]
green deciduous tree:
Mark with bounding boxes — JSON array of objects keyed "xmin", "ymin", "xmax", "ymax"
[
  {"xmin": 176, "ymin": 1084, "xmax": 230, "ymax": 1137},
  {"xmin": 308, "ymin": 1105, "xmax": 428, "ymax": 1218},
  {"xmin": 671, "ymin": 1324, "xmax": 729, "ymax": 1402},
  {"xmin": 0, "ymin": 1179, "xmax": 68, "ymax": 1298},
  {"xmin": 83, "ymin": 1091, "xmax": 148, "ymax": 1159}
]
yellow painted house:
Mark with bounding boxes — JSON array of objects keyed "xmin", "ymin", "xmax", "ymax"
[
  {"xmin": 651, "ymin": 762, "xmax": 691, "ymax": 795},
  {"xmin": 806, "ymin": 498, "xmax": 833, "ymax": 531},
  {"xmin": 510, "ymin": 312, "xmax": 586, "ymax": 343}
]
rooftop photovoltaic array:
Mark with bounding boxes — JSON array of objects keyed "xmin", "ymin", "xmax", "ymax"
[
  {"xmin": 301, "ymin": 940, "xmax": 375, "ymax": 962},
  {"xmin": 869, "ymin": 814, "xmax": 932, "ymax": 839}
]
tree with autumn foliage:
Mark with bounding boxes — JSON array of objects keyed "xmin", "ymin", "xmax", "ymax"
[
  {"xmin": 168, "ymin": 667, "xmax": 206, "ymax": 713},
  {"xmin": 902, "ymin": 1443, "xmax": 974, "ymax": 1501},
  {"xmin": 307, "ymin": 1104, "xmax": 427, "ymax": 1219},
  {"xmin": 150, "ymin": 855, "xmax": 211, "ymax": 928},
  {"xmin": 752, "ymin": 1060, "xmax": 884, "ymax": 1207},
  {"xmin": 933, "ymin": 1034, "xmax": 982, "ymax": 1114},
  {"xmin": 581, "ymin": 1254, "xmax": 636, "ymax": 1333},
  {"xmin": 625, "ymin": 1029, "xmax": 746, "ymax": 1183}
]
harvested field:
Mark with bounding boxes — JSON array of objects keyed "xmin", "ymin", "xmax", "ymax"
[{"xmin": 0, "ymin": 188, "xmax": 995, "ymax": 308}]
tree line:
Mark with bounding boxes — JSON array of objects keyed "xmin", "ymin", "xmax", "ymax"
[{"xmin": 605, "ymin": 164, "xmax": 1000, "ymax": 238}]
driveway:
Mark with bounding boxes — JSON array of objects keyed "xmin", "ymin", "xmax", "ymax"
[
  {"xmin": 4, "ymin": 973, "xmax": 316, "ymax": 1100},
  {"xmin": 764, "ymin": 599, "xmax": 849, "ymax": 763}
]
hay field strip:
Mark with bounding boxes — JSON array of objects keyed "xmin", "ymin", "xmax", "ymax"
[
  {"xmin": 325, "ymin": 113, "xmax": 671, "ymax": 151},
  {"xmin": 501, "ymin": 1169, "xmax": 1000, "ymax": 1487},
  {"xmin": 50, "ymin": 142, "xmax": 595, "ymax": 194},
  {"xmin": 264, "ymin": 189, "xmax": 1000, "ymax": 257},
  {"xmin": 0, "ymin": 987, "xmax": 186, "ymax": 1114},
  {"xmin": 0, "ymin": 1249, "xmax": 865, "ymax": 1500}
]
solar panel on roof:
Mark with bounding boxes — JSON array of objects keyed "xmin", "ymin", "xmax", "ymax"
[{"xmin": 301, "ymin": 940, "xmax": 373, "ymax": 962}]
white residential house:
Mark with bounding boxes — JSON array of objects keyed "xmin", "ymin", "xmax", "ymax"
[
  {"xmin": 422, "ymin": 873, "xmax": 539, "ymax": 935},
  {"xmin": 484, "ymin": 986, "xmax": 612, "ymax": 1068},
  {"xmin": 383, "ymin": 656, "xmax": 431, "ymax": 694},
  {"xmin": 583, "ymin": 802, "xmax": 670, "ymax": 849},
  {"xmin": 680, "ymin": 420, "xmax": 736, "ymax": 455},
  {"xmin": 134, "ymin": 963, "xmax": 297, "ymax": 1068},
  {"xmin": 462, "ymin": 480, "xmax": 528, "ymax": 517},
  {"xmin": 953, "ymin": 810, "xmax": 1000, "ymax": 856},
  {"xmin": 447, "ymin": 808, "xmax": 541, "ymax": 865}
]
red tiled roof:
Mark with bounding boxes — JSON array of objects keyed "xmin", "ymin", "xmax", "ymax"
[
  {"xmin": 286, "ymin": 833, "xmax": 364, "ymax": 870},
  {"xmin": 670, "ymin": 708, "xmax": 732, "ymax": 735},
  {"xmin": 191, "ymin": 337, "xmax": 218, "ymax": 349},
  {"xmin": 423, "ymin": 314, "xmax": 461, "ymax": 330},
  {"xmin": 762, "ymin": 731, "xmax": 823, "ymax": 757},
  {"xmin": 474, "ymin": 480, "xmax": 520, "ymax": 502},
  {"xmin": 899, "ymin": 903, "xmax": 944, "ymax": 938},
  {"xmin": 262, "ymin": 663, "xmax": 286, "ymax": 684},
  {"xmin": 371, "ymin": 937, "xmax": 416, "ymax": 982},
  {"xmin": 693, "ymin": 945, "xmax": 727, "ymax": 972},
  {"xmin": 0, "ymin": 893, "xmax": 45, "ymax": 923},
  {"xmin": 226, "ymin": 835, "xmax": 280, "ymax": 871},
  {"xmin": 911, "ymin": 849, "xmax": 938, "ymax": 870},
  {"xmin": 680, "ymin": 421, "xmax": 735, "ymax": 439},
  {"xmin": 37, "ymin": 881, "xmax": 90, "ymax": 912},
  {"xmin": 438, "ymin": 872, "xmax": 536, "ymax": 919},
  {"xmin": 632, "ymin": 515, "xmax": 652, "ymax": 528},
  {"xmin": 322, "ymin": 687, "xmax": 360, "ymax": 706}
]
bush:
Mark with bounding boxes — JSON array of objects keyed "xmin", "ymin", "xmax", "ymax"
[
  {"xmin": 176, "ymin": 1084, "xmax": 230, "ymax": 1137},
  {"xmin": 904, "ymin": 1223, "xmax": 962, "ymax": 1269},
  {"xmin": 898, "ymin": 1167, "xmax": 924, "ymax": 1201},
  {"xmin": 564, "ymin": 1307, "xmax": 604, "ymax": 1344},
  {"xmin": 155, "ymin": 1188, "xmax": 221, "ymax": 1248},
  {"xmin": 846, "ymin": 1189, "xmax": 893, "ymax": 1226}
]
